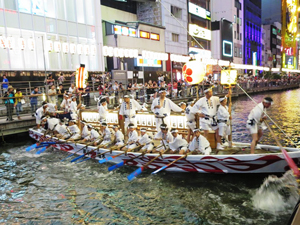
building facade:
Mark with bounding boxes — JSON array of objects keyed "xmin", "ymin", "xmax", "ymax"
[{"xmin": 0, "ymin": 0, "xmax": 104, "ymax": 73}]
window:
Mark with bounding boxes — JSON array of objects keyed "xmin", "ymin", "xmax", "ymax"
[
  {"xmin": 239, "ymin": 48, "xmax": 242, "ymax": 57},
  {"xmin": 172, "ymin": 33, "xmax": 179, "ymax": 42},
  {"xmin": 234, "ymin": 15, "xmax": 236, "ymax": 23},
  {"xmin": 262, "ymin": 44, "xmax": 264, "ymax": 51},
  {"xmin": 240, "ymin": 18, "xmax": 242, "ymax": 26},
  {"xmin": 56, "ymin": 0, "xmax": 66, "ymax": 20},
  {"xmin": 4, "ymin": 0, "xmax": 16, "ymax": 10},
  {"xmin": 171, "ymin": 5, "xmax": 182, "ymax": 19},
  {"xmin": 234, "ymin": 47, "xmax": 237, "ymax": 57},
  {"xmin": 240, "ymin": 33, "xmax": 242, "ymax": 41},
  {"xmin": 234, "ymin": 31, "xmax": 236, "ymax": 39}
]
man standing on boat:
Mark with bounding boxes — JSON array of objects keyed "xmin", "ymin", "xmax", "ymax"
[
  {"xmin": 247, "ymin": 97, "xmax": 273, "ymax": 154},
  {"xmin": 192, "ymin": 86, "xmax": 232, "ymax": 150},
  {"xmin": 151, "ymin": 88, "xmax": 183, "ymax": 131},
  {"xmin": 119, "ymin": 95, "xmax": 142, "ymax": 131}
]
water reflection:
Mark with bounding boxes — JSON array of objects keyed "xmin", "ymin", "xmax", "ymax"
[{"xmin": 1, "ymin": 89, "xmax": 300, "ymax": 224}]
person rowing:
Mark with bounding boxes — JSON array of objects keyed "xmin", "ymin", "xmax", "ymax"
[
  {"xmin": 137, "ymin": 128, "xmax": 154, "ymax": 153},
  {"xmin": 110, "ymin": 125, "xmax": 125, "ymax": 150},
  {"xmin": 168, "ymin": 128, "xmax": 188, "ymax": 154},
  {"xmin": 192, "ymin": 86, "xmax": 231, "ymax": 150},
  {"xmin": 187, "ymin": 129, "xmax": 211, "ymax": 155},
  {"xmin": 80, "ymin": 121, "xmax": 90, "ymax": 141},
  {"xmin": 151, "ymin": 88, "xmax": 183, "ymax": 131},
  {"xmin": 153, "ymin": 123, "xmax": 173, "ymax": 153},
  {"xmin": 217, "ymin": 96, "xmax": 232, "ymax": 148},
  {"xmin": 66, "ymin": 120, "xmax": 81, "ymax": 141},
  {"xmin": 247, "ymin": 97, "xmax": 273, "ymax": 154},
  {"xmin": 54, "ymin": 119, "xmax": 70, "ymax": 139},
  {"xmin": 121, "ymin": 123, "xmax": 139, "ymax": 152},
  {"xmin": 81, "ymin": 124, "xmax": 101, "ymax": 146},
  {"xmin": 98, "ymin": 122, "xmax": 112, "ymax": 147}
]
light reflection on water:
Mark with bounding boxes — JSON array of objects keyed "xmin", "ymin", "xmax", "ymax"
[{"xmin": 1, "ymin": 89, "xmax": 300, "ymax": 224}]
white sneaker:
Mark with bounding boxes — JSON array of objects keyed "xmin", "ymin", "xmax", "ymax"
[
  {"xmin": 222, "ymin": 142, "xmax": 229, "ymax": 147},
  {"xmin": 256, "ymin": 145, "xmax": 262, "ymax": 150},
  {"xmin": 217, "ymin": 143, "xmax": 224, "ymax": 150}
]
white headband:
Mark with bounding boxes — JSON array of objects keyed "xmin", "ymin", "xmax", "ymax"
[
  {"xmin": 204, "ymin": 88, "xmax": 212, "ymax": 93},
  {"xmin": 128, "ymin": 126, "xmax": 136, "ymax": 129},
  {"xmin": 193, "ymin": 129, "xmax": 200, "ymax": 132},
  {"xmin": 263, "ymin": 99, "xmax": 273, "ymax": 104},
  {"xmin": 219, "ymin": 96, "xmax": 227, "ymax": 102},
  {"xmin": 141, "ymin": 128, "xmax": 147, "ymax": 132},
  {"xmin": 171, "ymin": 129, "xmax": 178, "ymax": 133}
]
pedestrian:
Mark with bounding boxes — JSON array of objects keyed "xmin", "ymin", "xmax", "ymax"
[
  {"xmin": 68, "ymin": 83, "xmax": 76, "ymax": 95},
  {"xmin": 4, "ymin": 86, "xmax": 14, "ymax": 121},
  {"xmin": 48, "ymin": 85, "xmax": 57, "ymax": 105},
  {"xmin": 83, "ymin": 82, "xmax": 90, "ymax": 108},
  {"xmin": 46, "ymin": 74, "xmax": 54, "ymax": 86},
  {"xmin": 14, "ymin": 88, "xmax": 23, "ymax": 120},
  {"xmin": 30, "ymin": 87, "xmax": 41, "ymax": 117},
  {"xmin": 58, "ymin": 72, "xmax": 65, "ymax": 85},
  {"xmin": 70, "ymin": 72, "xmax": 75, "ymax": 84},
  {"xmin": 57, "ymin": 84, "xmax": 65, "ymax": 107},
  {"xmin": 2, "ymin": 74, "xmax": 9, "ymax": 96}
]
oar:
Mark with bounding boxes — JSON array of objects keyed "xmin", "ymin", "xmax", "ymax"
[
  {"xmin": 98, "ymin": 144, "xmax": 141, "ymax": 164},
  {"xmin": 265, "ymin": 122, "xmax": 300, "ymax": 178},
  {"xmin": 108, "ymin": 144, "xmax": 163, "ymax": 171},
  {"xmin": 36, "ymin": 146, "xmax": 49, "ymax": 154},
  {"xmin": 26, "ymin": 143, "xmax": 37, "ymax": 152},
  {"xmin": 60, "ymin": 143, "xmax": 91, "ymax": 162},
  {"xmin": 70, "ymin": 142, "xmax": 98, "ymax": 163},
  {"xmin": 78, "ymin": 149, "xmax": 111, "ymax": 163},
  {"xmin": 151, "ymin": 152, "xmax": 192, "ymax": 175},
  {"xmin": 127, "ymin": 148, "xmax": 169, "ymax": 181}
]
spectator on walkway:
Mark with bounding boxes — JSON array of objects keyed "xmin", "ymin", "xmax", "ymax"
[
  {"xmin": 30, "ymin": 87, "xmax": 41, "ymax": 117},
  {"xmin": 133, "ymin": 82, "xmax": 139, "ymax": 99},
  {"xmin": 173, "ymin": 81, "xmax": 178, "ymax": 98},
  {"xmin": 48, "ymin": 85, "xmax": 57, "ymax": 105},
  {"xmin": 58, "ymin": 72, "xmax": 65, "ymax": 85},
  {"xmin": 177, "ymin": 80, "xmax": 182, "ymax": 97},
  {"xmin": 68, "ymin": 83, "xmax": 76, "ymax": 95},
  {"xmin": 98, "ymin": 82, "xmax": 104, "ymax": 95},
  {"xmin": 57, "ymin": 84, "xmax": 65, "ymax": 107},
  {"xmin": 70, "ymin": 72, "xmax": 75, "ymax": 84},
  {"xmin": 83, "ymin": 83, "xmax": 90, "ymax": 108},
  {"xmin": 2, "ymin": 74, "xmax": 9, "ymax": 96},
  {"xmin": 46, "ymin": 74, "xmax": 54, "ymax": 86},
  {"xmin": 4, "ymin": 86, "xmax": 14, "ymax": 121},
  {"xmin": 15, "ymin": 88, "xmax": 23, "ymax": 120}
]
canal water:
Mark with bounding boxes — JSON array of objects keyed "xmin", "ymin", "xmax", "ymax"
[{"xmin": 1, "ymin": 89, "xmax": 300, "ymax": 225}]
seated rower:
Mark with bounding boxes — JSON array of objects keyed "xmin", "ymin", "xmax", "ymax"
[
  {"xmin": 55, "ymin": 121, "xmax": 71, "ymax": 139},
  {"xmin": 153, "ymin": 124, "xmax": 173, "ymax": 153},
  {"xmin": 217, "ymin": 96, "xmax": 232, "ymax": 148},
  {"xmin": 78, "ymin": 121, "xmax": 90, "ymax": 143},
  {"xmin": 169, "ymin": 128, "xmax": 188, "ymax": 154},
  {"xmin": 35, "ymin": 102, "xmax": 49, "ymax": 132},
  {"xmin": 188, "ymin": 129, "xmax": 211, "ymax": 155},
  {"xmin": 67, "ymin": 120, "xmax": 81, "ymax": 141},
  {"xmin": 98, "ymin": 122, "xmax": 112, "ymax": 147},
  {"xmin": 111, "ymin": 125, "xmax": 125, "ymax": 149},
  {"xmin": 41, "ymin": 115, "xmax": 61, "ymax": 133},
  {"xmin": 81, "ymin": 124, "xmax": 101, "ymax": 146},
  {"xmin": 121, "ymin": 123, "xmax": 139, "ymax": 152},
  {"xmin": 138, "ymin": 128, "xmax": 154, "ymax": 153}
]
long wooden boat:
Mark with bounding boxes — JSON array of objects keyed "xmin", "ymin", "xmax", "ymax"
[{"xmin": 29, "ymin": 128, "xmax": 300, "ymax": 174}]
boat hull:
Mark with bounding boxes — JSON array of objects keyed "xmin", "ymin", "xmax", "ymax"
[{"xmin": 29, "ymin": 129, "xmax": 300, "ymax": 174}]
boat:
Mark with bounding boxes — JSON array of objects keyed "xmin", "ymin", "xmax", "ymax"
[{"xmin": 29, "ymin": 126, "xmax": 300, "ymax": 174}]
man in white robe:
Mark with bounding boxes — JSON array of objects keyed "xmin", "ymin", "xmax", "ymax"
[
  {"xmin": 217, "ymin": 96, "xmax": 232, "ymax": 148},
  {"xmin": 98, "ymin": 97, "xmax": 108, "ymax": 122},
  {"xmin": 111, "ymin": 125, "xmax": 125, "ymax": 149},
  {"xmin": 188, "ymin": 129, "xmax": 211, "ymax": 155},
  {"xmin": 247, "ymin": 97, "xmax": 273, "ymax": 154},
  {"xmin": 169, "ymin": 129, "xmax": 188, "ymax": 154},
  {"xmin": 151, "ymin": 88, "xmax": 183, "ymax": 131},
  {"xmin": 138, "ymin": 128, "xmax": 154, "ymax": 153},
  {"xmin": 119, "ymin": 95, "xmax": 142, "ymax": 131},
  {"xmin": 122, "ymin": 123, "xmax": 139, "ymax": 151},
  {"xmin": 153, "ymin": 124, "xmax": 173, "ymax": 153}
]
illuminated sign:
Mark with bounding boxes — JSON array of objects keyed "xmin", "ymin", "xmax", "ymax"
[
  {"xmin": 189, "ymin": 24, "xmax": 211, "ymax": 41},
  {"xmin": 114, "ymin": 25, "xmax": 122, "ymax": 35},
  {"xmin": 129, "ymin": 28, "xmax": 136, "ymax": 37},
  {"xmin": 222, "ymin": 40, "xmax": 232, "ymax": 57},
  {"xmin": 150, "ymin": 33, "xmax": 160, "ymax": 41},
  {"xmin": 103, "ymin": 46, "xmax": 138, "ymax": 58},
  {"xmin": 63, "ymin": 43, "xmax": 69, "ymax": 53},
  {"xmin": 46, "ymin": 40, "xmax": 53, "ymax": 52},
  {"xmin": 54, "ymin": 41, "xmax": 61, "ymax": 52},
  {"xmin": 70, "ymin": 44, "xmax": 76, "ymax": 54},
  {"xmin": 221, "ymin": 70, "xmax": 237, "ymax": 85},
  {"xmin": 139, "ymin": 31, "xmax": 150, "ymax": 39},
  {"xmin": 189, "ymin": 47, "xmax": 211, "ymax": 59},
  {"xmin": 0, "ymin": 36, "xmax": 7, "ymax": 48},
  {"xmin": 136, "ymin": 57, "xmax": 162, "ymax": 67},
  {"xmin": 7, "ymin": 37, "xmax": 15, "ymax": 49},
  {"xmin": 28, "ymin": 38, "xmax": 35, "ymax": 51},
  {"xmin": 19, "ymin": 38, "xmax": 26, "ymax": 50},
  {"xmin": 121, "ymin": 26, "xmax": 129, "ymax": 36},
  {"xmin": 142, "ymin": 50, "xmax": 168, "ymax": 61},
  {"xmin": 170, "ymin": 54, "xmax": 190, "ymax": 63},
  {"xmin": 188, "ymin": 2, "xmax": 211, "ymax": 20}
]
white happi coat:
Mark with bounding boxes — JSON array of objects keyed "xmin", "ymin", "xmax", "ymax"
[
  {"xmin": 185, "ymin": 105, "xmax": 197, "ymax": 130},
  {"xmin": 60, "ymin": 98, "xmax": 71, "ymax": 112},
  {"xmin": 193, "ymin": 96, "xmax": 220, "ymax": 125},
  {"xmin": 217, "ymin": 105, "xmax": 230, "ymax": 127},
  {"xmin": 47, "ymin": 118, "xmax": 60, "ymax": 130},
  {"xmin": 81, "ymin": 125, "xmax": 90, "ymax": 139},
  {"xmin": 69, "ymin": 124, "xmax": 81, "ymax": 139},
  {"xmin": 247, "ymin": 102, "xmax": 267, "ymax": 131},
  {"xmin": 126, "ymin": 130, "xmax": 139, "ymax": 149},
  {"xmin": 35, "ymin": 106, "xmax": 44, "ymax": 124},
  {"xmin": 139, "ymin": 133, "xmax": 154, "ymax": 151},
  {"xmin": 98, "ymin": 104, "xmax": 108, "ymax": 122},
  {"xmin": 114, "ymin": 130, "xmax": 125, "ymax": 146},
  {"xmin": 89, "ymin": 129, "xmax": 100, "ymax": 141},
  {"xmin": 55, "ymin": 124, "xmax": 70, "ymax": 138},
  {"xmin": 189, "ymin": 135, "xmax": 211, "ymax": 155},
  {"xmin": 169, "ymin": 135, "xmax": 188, "ymax": 151},
  {"xmin": 119, "ymin": 99, "xmax": 142, "ymax": 128},
  {"xmin": 151, "ymin": 97, "xmax": 182, "ymax": 130},
  {"xmin": 70, "ymin": 101, "xmax": 77, "ymax": 113},
  {"xmin": 46, "ymin": 103, "xmax": 56, "ymax": 113},
  {"xmin": 154, "ymin": 131, "xmax": 173, "ymax": 147}
]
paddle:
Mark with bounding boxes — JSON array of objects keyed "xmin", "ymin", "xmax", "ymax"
[
  {"xmin": 98, "ymin": 144, "xmax": 141, "ymax": 164},
  {"xmin": 265, "ymin": 122, "xmax": 300, "ymax": 178},
  {"xmin": 151, "ymin": 152, "xmax": 192, "ymax": 175},
  {"xmin": 60, "ymin": 142, "xmax": 92, "ymax": 162},
  {"xmin": 127, "ymin": 148, "xmax": 169, "ymax": 181},
  {"xmin": 70, "ymin": 141, "xmax": 101, "ymax": 163},
  {"xmin": 78, "ymin": 149, "xmax": 111, "ymax": 163}
]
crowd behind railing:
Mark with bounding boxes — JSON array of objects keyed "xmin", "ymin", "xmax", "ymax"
[{"xmin": 1, "ymin": 72, "xmax": 300, "ymax": 121}]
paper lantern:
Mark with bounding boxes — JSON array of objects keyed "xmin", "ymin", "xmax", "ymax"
[
  {"xmin": 182, "ymin": 61, "xmax": 206, "ymax": 84},
  {"xmin": 76, "ymin": 64, "xmax": 89, "ymax": 89}
]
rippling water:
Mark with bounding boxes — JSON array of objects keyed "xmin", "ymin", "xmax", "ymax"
[{"xmin": 1, "ymin": 89, "xmax": 300, "ymax": 225}]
